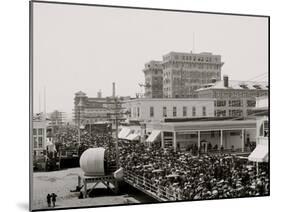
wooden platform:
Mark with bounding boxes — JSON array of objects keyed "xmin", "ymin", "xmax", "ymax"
[{"xmin": 78, "ymin": 174, "xmax": 119, "ymax": 198}]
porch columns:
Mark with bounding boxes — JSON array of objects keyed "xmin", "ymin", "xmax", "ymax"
[
  {"xmin": 241, "ymin": 128, "xmax": 245, "ymax": 152},
  {"xmin": 161, "ymin": 131, "xmax": 164, "ymax": 148},
  {"xmin": 173, "ymin": 131, "xmax": 177, "ymax": 152},
  {"xmin": 198, "ymin": 130, "xmax": 201, "ymax": 150},
  {"xmin": 220, "ymin": 129, "xmax": 223, "ymax": 147}
]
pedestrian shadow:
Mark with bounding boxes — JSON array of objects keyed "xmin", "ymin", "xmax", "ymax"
[
  {"xmin": 16, "ymin": 202, "xmax": 29, "ymax": 211},
  {"xmin": 88, "ymin": 188, "xmax": 117, "ymax": 197}
]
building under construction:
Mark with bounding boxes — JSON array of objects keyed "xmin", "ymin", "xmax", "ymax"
[{"xmin": 73, "ymin": 83, "xmax": 132, "ymax": 126}]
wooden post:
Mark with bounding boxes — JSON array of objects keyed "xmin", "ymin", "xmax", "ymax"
[
  {"xmin": 114, "ymin": 179, "xmax": 119, "ymax": 194},
  {"xmin": 78, "ymin": 176, "xmax": 81, "ymax": 187},
  {"xmin": 84, "ymin": 180, "xmax": 87, "ymax": 198},
  {"xmin": 241, "ymin": 128, "xmax": 245, "ymax": 152},
  {"xmin": 161, "ymin": 131, "xmax": 164, "ymax": 148},
  {"xmin": 220, "ymin": 130, "xmax": 223, "ymax": 147},
  {"xmin": 198, "ymin": 131, "xmax": 201, "ymax": 154},
  {"xmin": 173, "ymin": 131, "xmax": 177, "ymax": 152}
]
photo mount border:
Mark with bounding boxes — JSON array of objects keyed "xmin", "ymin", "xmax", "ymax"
[{"xmin": 29, "ymin": 0, "xmax": 270, "ymax": 211}]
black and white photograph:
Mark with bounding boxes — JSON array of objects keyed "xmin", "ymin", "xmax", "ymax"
[{"xmin": 30, "ymin": 1, "xmax": 269, "ymax": 211}]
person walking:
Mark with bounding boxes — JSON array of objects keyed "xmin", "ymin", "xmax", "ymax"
[
  {"xmin": 46, "ymin": 194, "xmax": 51, "ymax": 207},
  {"xmin": 51, "ymin": 193, "xmax": 57, "ymax": 207}
]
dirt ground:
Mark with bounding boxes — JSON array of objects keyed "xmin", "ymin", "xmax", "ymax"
[{"xmin": 32, "ymin": 168, "xmax": 143, "ymax": 210}]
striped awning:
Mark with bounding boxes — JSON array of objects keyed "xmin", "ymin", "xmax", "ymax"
[
  {"xmin": 126, "ymin": 133, "xmax": 140, "ymax": 141},
  {"xmin": 146, "ymin": 130, "xmax": 161, "ymax": 142},
  {"xmin": 248, "ymin": 145, "xmax": 268, "ymax": 162},
  {"xmin": 118, "ymin": 128, "xmax": 132, "ymax": 139}
]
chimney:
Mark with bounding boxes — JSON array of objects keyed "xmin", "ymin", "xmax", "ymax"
[
  {"xmin": 97, "ymin": 90, "xmax": 102, "ymax": 98},
  {"xmin": 112, "ymin": 82, "xmax": 116, "ymax": 98},
  {"xmin": 211, "ymin": 78, "xmax": 217, "ymax": 83},
  {"xmin": 223, "ymin": 75, "xmax": 229, "ymax": 87}
]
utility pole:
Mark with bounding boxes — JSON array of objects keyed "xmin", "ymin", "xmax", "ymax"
[
  {"xmin": 105, "ymin": 97, "xmax": 128, "ymax": 169},
  {"xmin": 115, "ymin": 97, "xmax": 119, "ymax": 168}
]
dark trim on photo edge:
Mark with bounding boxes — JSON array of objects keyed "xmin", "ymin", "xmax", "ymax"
[
  {"xmin": 29, "ymin": 0, "xmax": 271, "ymax": 211},
  {"xmin": 267, "ymin": 16, "xmax": 270, "ymax": 196},
  {"xmin": 29, "ymin": 1, "xmax": 34, "ymax": 212},
  {"xmin": 31, "ymin": 195, "xmax": 270, "ymax": 212},
  {"xmin": 30, "ymin": 0, "xmax": 269, "ymax": 18}
]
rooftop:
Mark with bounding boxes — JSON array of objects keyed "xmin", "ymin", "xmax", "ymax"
[
  {"xmin": 124, "ymin": 98, "xmax": 214, "ymax": 103},
  {"xmin": 149, "ymin": 119, "xmax": 256, "ymax": 132},
  {"xmin": 196, "ymin": 80, "xmax": 268, "ymax": 92},
  {"xmin": 163, "ymin": 51, "xmax": 220, "ymax": 57}
]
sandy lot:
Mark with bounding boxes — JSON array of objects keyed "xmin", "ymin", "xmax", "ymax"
[{"xmin": 32, "ymin": 168, "xmax": 141, "ymax": 210}]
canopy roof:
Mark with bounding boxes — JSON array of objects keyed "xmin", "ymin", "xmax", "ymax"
[
  {"xmin": 126, "ymin": 133, "xmax": 140, "ymax": 141},
  {"xmin": 248, "ymin": 145, "xmax": 268, "ymax": 162},
  {"xmin": 150, "ymin": 119, "xmax": 256, "ymax": 132},
  {"xmin": 118, "ymin": 127, "xmax": 132, "ymax": 139},
  {"xmin": 146, "ymin": 130, "xmax": 161, "ymax": 142}
]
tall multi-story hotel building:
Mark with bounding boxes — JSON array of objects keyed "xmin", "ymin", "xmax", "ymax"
[
  {"xmin": 162, "ymin": 51, "xmax": 224, "ymax": 98},
  {"xmin": 143, "ymin": 61, "xmax": 163, "ymax": 98},
  {"xmin": 196, "ymin": 75, "xmax": 268, "ymax": 117}
]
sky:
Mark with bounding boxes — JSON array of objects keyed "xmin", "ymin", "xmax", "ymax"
[{"xmin": 32, "ymin": 2, "xmax": 268, "ymax": 117}]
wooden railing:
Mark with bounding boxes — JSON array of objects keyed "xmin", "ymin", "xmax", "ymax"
[{"xmin": 124, "ymin": 170, "xmax": 183, "ymax": 202}]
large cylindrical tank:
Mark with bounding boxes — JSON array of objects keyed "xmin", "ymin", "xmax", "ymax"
[{"xmin": 79, "ymin": 147, "xmax": 105, "ymax": 176}]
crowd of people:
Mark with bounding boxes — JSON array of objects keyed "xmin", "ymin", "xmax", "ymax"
[
  {"xmin": 49, "ymin": 125, "xmax": 269, "ymax": 201},
  {"xmin": 53, "ymin": 125, "xmax": 115, "ymax": 157},
  {"xmin": 119, "ymin": 142, "xmax": 269, "ymax": 201}
]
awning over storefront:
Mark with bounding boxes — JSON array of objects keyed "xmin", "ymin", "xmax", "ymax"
[
  {"xmin": 248, "ymin": 145, "xmax": 268, "ymax": 162},
  {"xmin": 118, "ymin": 127, "xmax": 132, "ymax": 139},
  {"xmin": 126, "ymin": 133, "xmax": 140, "ymax": 141},
  {"xmin": 146, "ymin": 130, "xmax": 161, "ymax": 142}
]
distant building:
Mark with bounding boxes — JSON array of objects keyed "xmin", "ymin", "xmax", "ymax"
[
  {"xmin": 123, "ymin": 98, "xmax": 215, "ymax": 123},
  {"xmin": 162, "ymin": 51, "xmax": 223, "ymax": 98},
  {"xmin": 33, "ymin": 115, "xmax": 47, "ymax": 156},
  {"xmin": 196, "ymin": 75, "xmax": 268, "ymax": 117},
  {"xmin": 73, "ymin": 91, "xmax": 131, "ymax": 126},
  {"xmin": 143, "ymin": 61, "xmax": 163, "ymax": 98},
  {"xmin": 48, "ymin": 110, "xmax": 64, "ymax": 127}
]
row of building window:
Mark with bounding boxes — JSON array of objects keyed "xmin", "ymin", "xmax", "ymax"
[
  {"xmin": 213, "ymin": 91, "xmax": 268, "ymax": 99},
  {"xmin": 33, "ymin": 128, "xmax": 44, "ymax": 136},
  {"xmin": 149, "ymin": 106, "xmax": 206, "ymax": 117},
  {"xmin": 215, "ymin": 109, "xmax": 243, "ymax": 117},
  {"xmin": 215, "ymin": 99, "xmax": 256, "ymax": 107},
  {"xmin": 169, "ymin": 55, "xmax": 219, "ymax": 63},
  {"xmin": 33, "ymin": 136, "xmax": 43, "ymax": 149},
  {"xmin": 168, "ymin": 70, "xmax": 219, "ymax": 77},
  {"xmin": 164, "ymin": 62, "xmax": 221, "ymax": 70}
]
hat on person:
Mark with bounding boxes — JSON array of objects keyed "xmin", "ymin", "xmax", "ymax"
[
  {"xmin": 212, "ymin": 190, "xmax": 218, "ymax": 195},
  {"xmin": 218, "ymin": 180, "xmax": 224, "ymax": 184}
]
